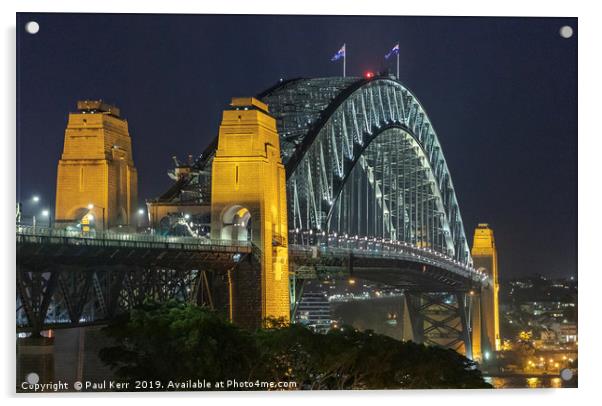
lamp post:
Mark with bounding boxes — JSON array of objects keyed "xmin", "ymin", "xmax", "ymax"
[
  {"xmin": 88, "ymin": 203, "xmax": 106, "ymax": 231},
  {"xmin": 41, "ymin": 209, "xmax": 52, "ymax": 229},
  {"xmin": 137, "ymin": 208, "xmax": 145, "ymax": 230},
  {"xmin": 31, "ymin": 195, "xmax": 40, "ymax": 228}
]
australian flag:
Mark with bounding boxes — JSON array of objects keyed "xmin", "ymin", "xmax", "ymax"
[
  {"xmin": 385, "ymin": 43, "xmax": 400, "ymax": 59},
  {"xmin": 331, "ymin": 44, "xmax": 346, "ymax": 61}
]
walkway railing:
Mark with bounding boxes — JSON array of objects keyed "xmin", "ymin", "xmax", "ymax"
[
  {"xmin": 16, "ymin": 225, "xmax": 252, "ymax": 253},
  {"xmin": 16, "ymin": 225, "xmax": 484, "ymax": 281},
  {"xmin": 289, "ymin": 243, "xmax": 485, "ymax": 282}
]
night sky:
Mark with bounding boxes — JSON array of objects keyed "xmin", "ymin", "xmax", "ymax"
[{"xmin": 16, "ymin": 13, "xmax": 577, "ymax": 279}]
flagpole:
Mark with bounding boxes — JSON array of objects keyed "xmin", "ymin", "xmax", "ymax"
[
  {"xmin": 396, "ymin": 49, "xmax": 399, "ymax": 79},
  {"xmin": 343, "ymin": 43, "xmax": 346, "ymax": 77}
]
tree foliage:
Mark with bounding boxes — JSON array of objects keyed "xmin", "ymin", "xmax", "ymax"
[{"xmin": 99, "ymin": 302, "xmax": 491, "ymax": 390}]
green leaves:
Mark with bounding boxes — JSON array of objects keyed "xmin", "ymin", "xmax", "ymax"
[{"xmin": 99, "ymin": 303, "xmax": 491, "ymax": 390}]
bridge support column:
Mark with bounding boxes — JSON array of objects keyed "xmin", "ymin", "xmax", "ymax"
[
  {"xmin": 17, "ymin": 267, "xmax": 59, "ymax": 337},
  {"xmin": 402, "ymin": 292, "xmax": 424, "ymax": 343},
  {"xmin": 471, "ymin": 224, "xmax": 501, "ymax": 360},
  {"xmin": 17, "ymin": 336, "xmax": 55, "ymax": 388},
  {"xmin": 456, "ymin": 293, "xmax": 473, "ymax": 360},
  {"xmin": 211, "ymin": 97, "xmax": 290, "ymax": 329},
  {"xmin": 470, "ymin": 292, "xmax": 483, "ymax": 362},
  {"xmin": 403, "ymin": 291, "xmax": 473, "ymax": 358}
]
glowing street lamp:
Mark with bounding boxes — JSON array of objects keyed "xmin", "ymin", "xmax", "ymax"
[
  {"xmin": 137, "ymin": 208, "xmax": 145, "ymax": 229},
  {"xmin": 40, "ymin": 209, "xmax": 52, "ymax": 228},
  {"xmin": 88, "ymin": 203, "xmax": 106, "ymax": 230},
  {"xmin": 30, "ymin": 195, "xmax": 41, "ymax": 227}
]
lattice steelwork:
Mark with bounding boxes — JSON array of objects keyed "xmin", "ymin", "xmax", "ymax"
[{"xmin": 259, "ymin": 76, "xmax": 472, "ymax": 265}]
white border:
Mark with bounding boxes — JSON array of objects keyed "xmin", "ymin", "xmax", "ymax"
[{"xmin": 2, "ymin": 1, "xmax": 600, "ymax": 405}]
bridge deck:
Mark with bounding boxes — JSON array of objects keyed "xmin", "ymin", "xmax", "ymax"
[
  {"xmin": 16, "ymin": 226, "xmax": 251, "ymax": 270},
  {"xmin": 16, "ymin": 227, "xmax": 485, "ymax": 332},
  {"xmin": 16, "ymin": 226, "xmax": 251, "ymax": 252},
  {"xmin": 16, "ymin": 226, "xmax": 484, "ymax": 284}
]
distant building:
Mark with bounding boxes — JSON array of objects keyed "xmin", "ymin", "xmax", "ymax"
[
  {"xmin": 554, "ymin": 322, "xmax": 577, "ymax": 343},
  {"xmin": 295, "ymin": 292, "xmax": 332, "ymax": 333},
  {"xmin": 539, "ymin": 330, "xmax": 557, "ymax": 344}
]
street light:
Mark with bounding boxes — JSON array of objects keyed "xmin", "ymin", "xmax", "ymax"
[
  {"xmin": 30, "ymin": 195, "xmax": 40, "ymax": 227},
  {"xmin": 137, "ymin": 208, "xmax": 145, "ymax": 229},
  {"xmin": 88, "ymin": 203, "xmax": 106, "ymax": 230},
  {"xmin": 41, "ymin": 209, "xmax": 52, "ymax": 228}
]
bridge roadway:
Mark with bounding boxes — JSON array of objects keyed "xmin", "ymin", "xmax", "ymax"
[
  {"xmin": 16, "ymin": 226, "xmax": 485, "ymax": 332},
  {"xmin": 17, "ymin": 226, "xmax": 482, "ymax": 280}
]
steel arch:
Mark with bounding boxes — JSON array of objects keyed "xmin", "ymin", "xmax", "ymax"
[{"xmin": 260, "ymin": 77, "xmax": 472, "ymax": 265}]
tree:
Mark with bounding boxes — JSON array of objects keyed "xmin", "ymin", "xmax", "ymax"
[
  {"xmin": 99, "ymin": 303, "xmax": 491, "ymax": 390},
  {"xmin": 255, "ymin": 325, "xmax": 490, "ymax": 389},
  {"xmin": 99, "ymin": 302, "xmax": 258, "ymax": 384}
]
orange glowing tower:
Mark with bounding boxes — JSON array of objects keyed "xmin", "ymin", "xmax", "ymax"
[
  {"xmin": 471, "ymin": 223, "xmax": 501, "ymax": 361},
  {"xmin": 210, "ymin": 97, "xmax": 290, "ymax": 328},
  {"xmin": 55, "ymin": 100, "xmax": 138, "ymax": 230}
]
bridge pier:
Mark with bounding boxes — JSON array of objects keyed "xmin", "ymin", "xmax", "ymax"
[
  {"xmin": 16, "ymin": 335, "xmax": 55, "ymax": 388},
  {"xmin": 17, "ymin": 266, "xmax": 60, "ymax": 337},
  {"xmin": 210, "ymin": 97, "xmax": 290, "ymax": 328},
  {"xmin": 471, "ymin": 224, "xmax": 501, "ymax": 361},
  {"xmin": 226, "ymin": 254, "xmax": 263, "ymax": 328},
  {"xmin": 401, "ymin": 293, "xmax": 424, "ymax": 343},
  {"xmin": 470, "ymin": 292, "xmax": 483, "ymax": 362},
  {"xmin": 402, "ymin": 291, "xmax": 473, "ymax": 359}
]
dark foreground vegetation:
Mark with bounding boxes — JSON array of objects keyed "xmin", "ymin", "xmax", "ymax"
[{"xmin": 99, "ymin": 302, "xmax": 491, "ymax": 390}]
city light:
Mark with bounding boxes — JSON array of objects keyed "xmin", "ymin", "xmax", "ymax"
[
  {"xmin": 41, "ymin": 210, "xmax": 49, "ymax": 216},
  {"xmin": 87, "ymin": 203, "xmax": 94, "ymax": 209},
  {"xmin": 32, "ymin": 195, "xmax": 40, "ymax": 203}
]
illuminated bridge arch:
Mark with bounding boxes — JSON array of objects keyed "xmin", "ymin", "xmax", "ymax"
[
  {"xmin": 258, "ymin": 77, "xmax": 472, "ymax": 265},
  {"xmin": 193, "ymin": 76, "xmax": 471, "ymax": 265}
]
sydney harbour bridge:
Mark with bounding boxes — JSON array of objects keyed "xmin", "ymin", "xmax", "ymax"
[{"xmin": 16, "ymin": 75, "xmax": 499, "ymax": 362}]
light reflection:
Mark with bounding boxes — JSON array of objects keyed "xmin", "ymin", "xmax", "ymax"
[{"xmin": 526, "ymin": 377, "xmax": 540, "ymax": 388}]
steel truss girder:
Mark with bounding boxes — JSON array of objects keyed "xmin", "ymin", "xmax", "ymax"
[
  {"xmin": 259, "ymin": 77, "xmax": 472, "ymax": 265},
  {"xmin": 16, "ymin": 240, "xmax": 245, "ymax": 332},
  {"xmin": 404, "ymin": 291, "xmax": 472, "ymax": 357},
  {"xmin": 16, "ymin": 265, "xmax": 225, "ymax": 332},
  {"xmin": 288, "ymin": 245, "xmax": 482, "ymax": 290}
]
